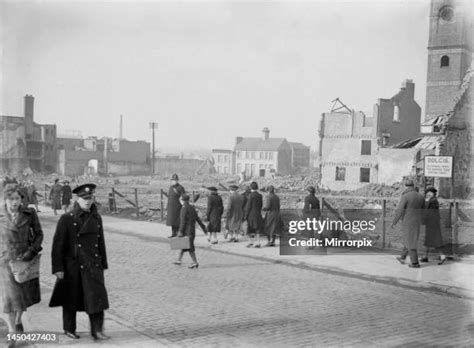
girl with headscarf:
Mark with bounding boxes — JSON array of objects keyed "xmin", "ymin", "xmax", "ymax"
[{"xmin": 0, "ymin": 183, "xmax": 43, "ymax": 340}]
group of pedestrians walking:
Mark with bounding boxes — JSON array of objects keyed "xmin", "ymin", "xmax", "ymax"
[
  {"xmin": 1, "ymin": 180, "xmax": 110, "ymax": 347},
  {"xmin": 49, "ymin": 178, "xmax": 73, "ymax": 215},
  {"xmin": 392, "ymin": 179, "xmax": 447, "ymax": 268},
  {"xmin": 165, "ymin": 174, "xmax": 323, "ymax": 268}
]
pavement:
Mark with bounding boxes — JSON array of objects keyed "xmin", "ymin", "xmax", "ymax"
[
  {"xmin": 101, "ymin": 210, "xmax": 474, "ymax": 300},
  {"xmin": 1, "ymin": 205, "xmax": 473, "ymax": 347}
]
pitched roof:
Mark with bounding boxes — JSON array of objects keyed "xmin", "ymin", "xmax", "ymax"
[
  {"xmin": 234, "ymin": 137, "xmax": 287, "ymax": 151},
  {"xmin": 391, "ymin": 135, "xmax": 444, "ymax": 150},
  {"xmin": 288, "ymin": 142, "xmax": 309, "ymax": 150}
]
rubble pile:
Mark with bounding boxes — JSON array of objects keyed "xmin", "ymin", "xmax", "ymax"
[
  {"xmin": 335, "ymin": 183, "xmax": 405, "ymax": 197},
  {"xmin": 243, "ymin": 174, "xmax": 320, "ymax": 193}
]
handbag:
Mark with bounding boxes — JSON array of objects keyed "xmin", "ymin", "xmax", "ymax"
[
  {"xmin": 170, "ymin": 236, "xmax": 190, "ymax": 250},
  {"xmin": 9, "ymin": 254, "xmax": 41, "ymax": 283}
]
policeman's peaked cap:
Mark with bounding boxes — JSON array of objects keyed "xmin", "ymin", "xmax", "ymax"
[{"xmin": 73, "ymin": 183, "xmax": 96, "ymax": 198}]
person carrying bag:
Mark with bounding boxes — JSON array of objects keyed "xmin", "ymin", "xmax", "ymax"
[{"xmin": 0, "ymin": 182, "xmax": 44, "ymax": 341}]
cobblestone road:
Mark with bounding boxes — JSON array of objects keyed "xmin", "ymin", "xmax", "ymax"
[{"xmin": 38, "ymin": 217, "xmax": 474, "ymax": 347}]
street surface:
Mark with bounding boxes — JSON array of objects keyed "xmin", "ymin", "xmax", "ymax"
[{"xmin": 37, "ymin": 216, "xmax": 473, "ymax": 347}]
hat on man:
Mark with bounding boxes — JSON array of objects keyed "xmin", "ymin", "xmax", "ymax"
[
  {"xmin": 425, "ymin": 186, "xmax": 438, "ymax": 194},
  {"xmin": 404, "ymin": 178, "xmax": 414, "ymax": 187},
  {"xmin": 229, "ymin": 185, "xmax": 239, "ymax": 191},
  {"xmin": 180, "ymin": 193, "xmax": 190, "ymax": 201},
  {"xmin": 171, "ymin": 174, "xmax": 179, "ymax": 181},
  {"xmin": 73, "ymin": 183, "xmax": 96, "ymax": 198},
  {"xmin": 207, "ymin": 186, "xmax": 218, "ymax": 192},
  {"xmin": 63, "ymin": 180, "xmax": 70, "ymax": 184},
  {"xmin": 307, "ymin": 186, "xmax": 316, "ymax": 194}
]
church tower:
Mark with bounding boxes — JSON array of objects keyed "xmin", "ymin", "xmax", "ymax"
[{"xmin": 425, "ymin": 0, "xmax": 472, "ymax": 120}]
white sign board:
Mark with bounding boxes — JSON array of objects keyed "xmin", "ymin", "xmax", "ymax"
[{"xmin": 424, "ymin": 156, "xmax": 453, "ymax": 178}]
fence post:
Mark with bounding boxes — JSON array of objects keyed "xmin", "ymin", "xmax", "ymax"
[
  {"xmin": 452, "ymin": 200, "xmax": 458, "ymax": 256},
  {"xmin": 321, "ymin": 197, "xmax": 325, "ymax": 215},
  {"xmin": 382, "ymin": 199, "xmax": 386, "ymax": 249},
  {"xmin": 160, "ymin": 189, "xmax": 164, "ymax": 221},
  {"xmin": 44, "ymin": 184, "xmax": 48, "ymax": 204},
  {"xmin": 134, "ymin": 188, "xmax": 139, "ymax": 219},
  {"xmin": 112, "ymin": 188, "xmax": 117, "ymax": 212}
]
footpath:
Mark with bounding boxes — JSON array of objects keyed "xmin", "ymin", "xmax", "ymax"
[
  {"xmin": 2, "ymin": 206, "xmax": 473, "ymax": 347},
  {"xmin": 101, "ymin": 213, "xmax": 474, "ymax": 300}
]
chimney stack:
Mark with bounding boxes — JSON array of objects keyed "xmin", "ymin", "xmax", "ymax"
[
  {"xmin": 401, "ymin": 79, "xmax": 415, "ymax": 99},
  {"xmin": 235, "ymin": 136, "xmax": 243, "ymax": 145},
  {"xmin": 24, "ymin": 95, "xmax": 34, "ymax": 136},
  {"xmin": 119, "ymin": 115, "xmax": 123, "ymax": 139},
  {"xmin": 262, "ymin": 127, "xmax": 270, "ymax": 140}
]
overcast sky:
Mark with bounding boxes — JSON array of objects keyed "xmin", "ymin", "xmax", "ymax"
[{"xmin": 1, "ymin": 0, "xmax": 430, "ymax": 151}]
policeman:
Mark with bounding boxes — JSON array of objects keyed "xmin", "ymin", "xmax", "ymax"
[{"xmin": 49, "ymin": 183, "xmax": 110, "ymax": 340}]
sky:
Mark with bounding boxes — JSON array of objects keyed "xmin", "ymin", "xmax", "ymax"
[{"xmin": 1, "ymin": 0, "xmax": 431, "ymax": 152}]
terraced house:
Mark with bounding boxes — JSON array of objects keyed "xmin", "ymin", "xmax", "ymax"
[{"xmin": 212, "ymin": 128, "xmax": 310, "ymax": 177}]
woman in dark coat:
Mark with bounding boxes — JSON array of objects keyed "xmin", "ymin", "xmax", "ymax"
[
  {"xmin": 421, "ymin": 187, "xmax": 447, "ymax": 265},
  {"xmin": 262, "ymin": 186, "xmax": 282, "ymax": 247},
  {"xmin": 50, "ymin": 178, "xmax": 62, "ymax": 215},
  {"xmin": 0, "ymin": 183, "xmax": 43, "ymax": 335},
  {"xmin": 61, "ymin": 180, "xmax": 73, "ymax": 213},
  {"xmin": 206, "ymin": 187, "xmax": 224, "ymax": 244},
  {"xmin": 166, "ymin": 174, "xmax": 186, "ymax": 238},
  {"xmin": 174, "ymin": 194, "xmax": 207, "ymax": 269},
  {"xmin": 225, "ymin": 185, "xmax": 245, "ymax": 242},
  {"xmin": 244, "ymin": 182, "xmax": 264, "ymax": 248},
  {"xmin": 49, "ymin": 183, "xmax": 110, "ymax": 340},
  {"xmin": 302, "ymin": 186, "xmax": 321, "ymax": 240}
]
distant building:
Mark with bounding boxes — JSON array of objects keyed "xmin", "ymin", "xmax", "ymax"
[
  {"xmin": 57, "ymin": 136, "xmax": 150, "ymax": 176},
  {"xmin": 212, "ymin": 149, "xmax": 234, "ymax": 174},
  {"xmin": 0, "ymin": 95, "xmax": 57, "ymax": 174},
  {"xmin": 211, "ymin": 128, "xmax": 310, "ymax": 177},
  {"xmin": 319, "ymin": 80, "xmax": 421, "ymax": 190}
]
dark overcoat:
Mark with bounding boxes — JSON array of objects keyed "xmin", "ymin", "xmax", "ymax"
[
  {"xmin": 62, "ymin": 186, "xmax": 73, "ymax": 206},
  {"xmin": 49, "ymin": 203, "xmax": 109, "ymax": 314},
  {"xmin": 0, "ymin": 206, "xmax": 43, "ymax": 313},
  {"xmin": 225, "ymin": 193, "xmax": 245, "ymax": 231},
  {"xmin": 206, "ymin": 193, "xmax": 224, "ymax": 232},
  {"xmin": 392, "ymin": 187, "xmax": 425, "ymax": 250},
  {"xmin": 423, "ymin": 198, "xmax": 443, "ymax": 248},
  {"xmin": 50, "ymin": 184, "xmax": 62, "ymax": 210},
  {"xmin": 302, "ymin": 194, "xmax": 321, "ymax": 220},
  {"xmin": 244, "ymin": 191, "xmax": 263, "ymax": 231},
  {"xmin": 178, "ymin": 202, "xmax": 206, "ymax": 252},
  {"xmin": 263, "ymin": 193, "xmax": 282, "ymax": 237},
  {"xmin": 166, "ymin": 184, "xmax": 185, "ymax": 227}
]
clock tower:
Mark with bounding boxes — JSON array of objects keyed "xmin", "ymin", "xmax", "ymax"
[{"xmin": 425, "ymin": 0, "xmax": 472, "ymax": 120}]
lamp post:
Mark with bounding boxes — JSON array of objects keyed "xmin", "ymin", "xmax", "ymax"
[{"xmin": 149, "ymin": 122, "xmax": 158, "ymax": 174}]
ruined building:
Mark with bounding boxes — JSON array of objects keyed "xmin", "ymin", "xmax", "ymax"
[
  {"xmin": 0, "ymin": 95, "xmax": 57, "ymax": 174},
  {"xmin": 319, "ymin": 81, "xmax": 421, "ymax": 190},
  {"xmin": 393, "ymin": 0, "xmax": 473, "ymax": 198}
]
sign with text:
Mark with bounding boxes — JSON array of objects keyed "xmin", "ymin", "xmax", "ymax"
[{"xmin": 424, "ymin": 156, "xmax": 453, "ymax": 178}]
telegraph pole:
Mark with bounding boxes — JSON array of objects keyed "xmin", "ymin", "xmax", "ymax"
[{"xmin": 149, "ymin": 122, "xmax": 158, "ymax": 174}]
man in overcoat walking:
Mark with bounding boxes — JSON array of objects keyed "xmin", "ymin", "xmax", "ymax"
[
  {"xmin": 225, "ymin": 185, "xmax": 244, "ymax": 242},
  {"xmin": 166, "ymin": 174, "xmax": 186, "ymax": 238},
  {"xmin": 206, "ymin": 186, "xmax": 223, "ymax": 244},
  {"xmin": 49, "ymin": 183, "xmax": 110, "ymax": 340},
  {"xmin": 391, "ymin": 179, "xmax": 425, "ymax": 268},
  {"xmin": 244, "ymin": 182, "xmax": 263, "ymax": 248}
]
